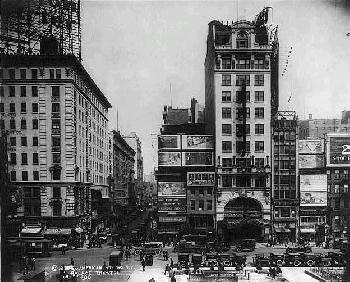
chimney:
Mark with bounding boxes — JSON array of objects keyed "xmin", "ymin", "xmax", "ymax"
[{"xmin": 308, "ymin": 114, "xmax": 312, "ymax": 120}]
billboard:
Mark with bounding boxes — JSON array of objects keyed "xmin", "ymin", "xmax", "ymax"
[
  {"xmin": 300, "ymin": 174, "xmax": 327, "ymax": 206},
  {"xmin": 299, "ymin": 155, "xmax": 324, "ymax": 169},
  {"xmin": 327, "ymin": 135, "xmax": 350, "ymax": 166},
  {"xmin": 158, "ymin": 135, "xmax": 180, "ymax": 150},
  {"xmin": 158, "ymin": 152, "xmax": 181, "ymax": 166},
  {"xmin": 300, "ymin": 191, "xmax": 327, "ymax": 206},
  {"xmin": 187, "ymin": 172, "xmax": 215, "ymax": 186},
  {"xmin": 182, "ymin": 152, "xmax": 213, "ymax": 166},
  {"xmin": 158, "ymin": 182, "xmax": 186, "ymax": 197},
  {"xmin": 298, "ymin": 140, "xmax": 324, "ymax": 154},
  {"xmin": 158, "ymin": 216, "xmax": 187, "ymax": 223},
  {"xmin": 182, "ymin": 135, "xmax": 213, "ymax": 150},
  {"xmin": 158, "ymin": 197, "xmax": 187, "ymax": 212}
]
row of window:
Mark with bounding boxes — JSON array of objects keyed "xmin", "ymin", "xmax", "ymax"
[
  {"xmin": 222, "ymin": 74, "xmax": 264, "ymax": 86},
  {"xmin": 0, "ymin": 85, "xmax": 60, "ymax": 98},
  {"xmin": 222, "ymin": 107, "xmax": 264, "ymax": 119},
  {"xmin": 222, "ymin": 141, "xmax": 265, "ymax": 153},
  {"xmin": 9, "ymin": 171, "xmax": 40, "ymax": 181},
  {"xmin": 221, "ymin": 157, "xmax": 265, "ymax": 168},
  {"xmin": 327, "ymin": 185, "xmax": 349, "ymax": 194},
  {"xmin": 188, "ymin": 188, "xmax": 213, "ymax": 196},
  {"xmin": 9, "ymin": 136, "xmax": 38, "ymax": 146},
  {"xmin": 0, "ymin": 102, "xmax": 60, "ymax": 114},
  {"xmin": 219, "ymin": 58, "xmax": 266, "ymax": 70},
  {"xmin": 222, "ymin": 91, "xmax": 264, "ymax": 103},
  {"xmin": 222, "ymin": 124, "xmax": 264, "ymax": 135},
  {"xmin": 221, "ymin": 175, "xmax": 266, "ymax": 188},
  {"xmin": 9, "ymin": 153, "xmax": 60, "ymax": 165},
  {"xmin": 0, "ymin": 68, "xmax": 62, "ymax": 80},
  {"xmin": 0, "ymin": 119, "xmax": 38, "ymax": 130},
  {"xmin": 189, "ymin": 199, "xmax": 213, "ymax": 211}
]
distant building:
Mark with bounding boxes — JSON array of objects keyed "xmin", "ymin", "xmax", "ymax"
[
  {"xmin": 204, "ymin": 8, "xmax": 279, "ymax": 242},
  {"xmin": 123, "ymin": 132, "xmax": 144, "ymax": 206},
  {"xmin": 0, "ymin": 54, "xmax": 111, "ymax": 236},
  {"xmin": 299, "ymin": 111, "xmax": 350, "ymax": 139},
  {"xmin": 272, "ymin": 111, "xmax": 298, "ymax": 242},
  {"xmin": 163, "ymin": 98, "xmax": 204, "ymax": 125}
]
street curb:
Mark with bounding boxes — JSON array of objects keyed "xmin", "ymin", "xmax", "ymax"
[{"xmin": 304, "ymin": 270, "xmax": 327, "ymax": 282}]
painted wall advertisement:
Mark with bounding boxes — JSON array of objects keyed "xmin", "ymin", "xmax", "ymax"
[
  {"xmin": 158, "ymin": 152, "xmax": 181, "ymax": 166},
  {"xmin": 300, "ymin": 174, "xmax": 327, "ymax": 206},
  {"xmin": 158, "ymin": 182, "xmax": 186, "ymax": 197},
  {"xmin": 327, "ymin": 135, "xmax": 350, "ymax": 166},
  {"xmin": 182, "ymin": 135, "xmax": 214, "ymax": 149},
  {"xmin": 158, "ymin": 197, "xmax": 187, "ymax": 212},
  {"xmin": 298, "ymin": 140, "xmax": 324, "ymax": 154},
  {"xmin": 182, "ymin": 152, "xmax": 213, "ymax": 166},
  {"xmin": 158, "ymin": 135, "xmax": 180, "ymax": 150},
  {"xmin": 187, "ymin": 172, "xmax": 215, "ymax": 186},
  {"xmin": 299, "ymin": 155, "xmax": 324, "ymax": 169}
]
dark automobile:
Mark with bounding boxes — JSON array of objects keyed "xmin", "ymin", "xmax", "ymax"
[
  {"xmin": 269, "ymin": 253, "xmax": 285, "ymax": 266},
  {"xmin": 284, "ymin": 252, "xmax": 304, "ymax": 267},
  {"xmin": 237, "ymin": 239, "xmax": 256, "ymax": 252},
  {"xmin": 301, "ymin": 253, "xmax": 322, "ymax": 267},
  {"xmin": 231, "ymin": 253, "xmax": 247, "ymax": 267},
  {"xmin": 192, "ymin": 254, "xmax": 203, "ymax": 266},
  {"xmin": 254, "ymin": 254, "xmax": 270, "ymax": 267},
  {"xmin": 286, "ymin": 245, "xmax": 312, "ymax": 254},
  {"xmin": 205, "ymin": 252, "xmax": 218, "ymax": 266},
  {"xmin": 326, "ymin": 251, "xmax": 347, "ymax": 267},
  {"xmin": 218, "ymin": 253, "xmax": 232, "ymax": 267},
  {"xmin": 178, "ymin": 253, "xmax": 190, "ymax": 267}
]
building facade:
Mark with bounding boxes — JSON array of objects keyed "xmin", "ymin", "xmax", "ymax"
[
  {"xmin": 0, "ymin": 54, "xmax": 111, "ymax": 235},
  {"xmin": 325, "ymin": 133, "xmax": 350, "ymax": 245},
  {"xmin": 204, "ymin": 8, "xmax": 279, "ymax": 242},
  {"xmin": 272, "ymin": 111, "xmax": 298, "ymax": 243},
  {"xmin": 123, "ymin": 132, "xmax": 144, "ymax": 206}
]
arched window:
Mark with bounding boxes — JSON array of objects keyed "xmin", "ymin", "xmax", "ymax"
[{"xmin": 236, "ymin": 30, "xmax": 248, "ymax": 49}]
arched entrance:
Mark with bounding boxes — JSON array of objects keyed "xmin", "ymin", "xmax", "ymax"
[{"xmin": 222, "ymin": 197, "xmax": 264, "ymax": 242}]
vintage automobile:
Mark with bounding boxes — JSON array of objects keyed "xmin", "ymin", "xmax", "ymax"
[
  {"xmin": 231, "ymin": 253, "xmax": 247, "ymax": 267},
  {"xmin": 269, "ymin": 253, "xmax": 285, "ymax": 266},
  {"xmin": 109, "ymin": 251, "xmax": 123, "ymax": 271},
  {"xmin": 325, "ymin": 251, "xmax": 347, "ymax": 267},
  {"xmin": 132, "ymin": 242, "xmax": 163, "ymax": 255},
  {"xmin": 218, "ymin": 253, "xmax": 232, "ymax": 267},
  {"xmin": 301, "ymin": 253, "xmax": 322, "ymax": 267},
  {"xmin": 205, "ymin": 252, "xmax": 219, "ymax": 267},
  {"xmin": 286, "ymin": 245, "xmax": 312, "ymax": 254},
  {"xmin": 178, "ymin": 253, "xmax": 190, "ymax": 268},
  {"xmin": 284, "ymin": 252, "xmax": 305, "ymax": 267},
  {"xmin": 253, "ymin": 254, "xmax": 270, "ymax": 267},
  {"xmin": 191, "ymin": 254, "xmax": 203, "ymax": 267},
  {"xmin": 237, "ymin": 239, "xmax": 256, "ymax": 252}
]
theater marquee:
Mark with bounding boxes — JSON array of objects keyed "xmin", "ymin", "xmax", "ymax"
[{"xmin": 326, "ymin": 134, "xmax": 350, "ymax": 167}]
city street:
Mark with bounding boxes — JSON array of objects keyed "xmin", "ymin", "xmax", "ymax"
[{"xmin": 10, "ymin": 241, "xmax": 337, "ymax": 281}]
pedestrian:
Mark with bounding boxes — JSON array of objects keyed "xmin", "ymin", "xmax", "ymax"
[
  {"xmin": 141, "ymin": 258, "xmax": 146, "ymax": 271},
  {"xmin": 165, "ymin": 250, "xmax": 169, "ymax": 261},
  {"xmin": 169, "ymin": 268, "xmax": 174, "ymax": 278},
  {"xmin": 102, "ymin": 261, "xmax": 108, "ymax": 274},
  {"xmin": 61, "ymin": 245, "xmax": 66, "ymax": 255},
  {"xmin": 164, "ymin": 264, "xmax": 171, "ymax": 275},
  {"xmin": 31, "ymin": 257, "xmax": 36, "ymax": 270},
  {"xmin": 71, "ymin": 257, "xmax": 75, "ymax": 266},
  {"xmin": 170, "ymin": 273, "xmax": 176, "ymax": 282},
  {"xmin": 170, "ymin": 258, "xmax": 174, "ymax": 268}
]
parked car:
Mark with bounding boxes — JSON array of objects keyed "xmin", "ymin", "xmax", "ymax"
[
  {"xmin": 286, "ymin": 245, "xmax": 311, "ymax": 254},
  {"xmin": 284, "ymin": 252, "xmax": 304, "ymax": 267},
  {"xmin": 237, "ymin": 239, "xmax": 256, "ymax": 252}
]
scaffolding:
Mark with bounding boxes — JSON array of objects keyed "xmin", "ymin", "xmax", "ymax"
[{"xmin": 0, "ymin": 0, "xmax": 81, "ymax": 60}]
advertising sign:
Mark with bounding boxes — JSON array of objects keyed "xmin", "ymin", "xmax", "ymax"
[
  {"xmin": 327, "ymin": 135, "xmax": 350, "ymax": 166},
  {"xmin": 182, "ymin": 135, "xmax": 214, "ymax": 150},
  {"xmin": 158, "ymin": 216, "xmax": 187, "ymax": 223},
  {"xmin": 300, "ymin": 191, "xmax": 327, "ymax": 206},
  {"xmin": 158, "ymin": 152, "xmax": 181, "ymax": 166},
  {"xmin": 158, "ymin": 197, "xmax": 187, "ymax": 212},
  {"xmin": 299, "ymin": 155, "xmax": 324, "ymax": 169},
  {"xmin": 300, "ymin": 174, "xmax": 327, "ymax": 206},
  {"xmin": 158, "ymin": 182, "xmax": 186, "ymax": 197},
  {"xmin": 187, "ymin": 172, "xmax": 215, "ymax": 186},
  {"xmin": 298, "ymin": 140, "xmax": 324, "ymax": 154},
  {"xmin": 158, "ymin": 135, "xmax": 180, "ymax": 150},
  {"xmin": 182, "ymin": 152, "xmax": 213, "ymax": 166}
]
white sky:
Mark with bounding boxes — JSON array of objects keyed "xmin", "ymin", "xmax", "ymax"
[{"xmin": 80, "ymin": 0, "xmax": 350, "ymax": 174}]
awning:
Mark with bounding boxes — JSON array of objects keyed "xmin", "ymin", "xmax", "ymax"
[
  {"xmin": 275, "ymin": 227, "xmax": 291, "ymax": 233},
  {"xmin": 43, "ymin": 228, "xmax": 71, "ymax": 236},
  {"xmin": 158, "ymin": 231, "xmax": 179, "ymax": 234},
  {"xmin": 20, "ymin": 227, "xmax": 42, "ymax": 235},
  {"xmin": 300, "ymin": 228, "xmax": 316, "ymax": 233}
]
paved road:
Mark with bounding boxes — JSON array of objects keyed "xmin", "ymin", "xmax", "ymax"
[{"xmin": 10, "ymin": 241, "xmax": 336, "ymax": 281}]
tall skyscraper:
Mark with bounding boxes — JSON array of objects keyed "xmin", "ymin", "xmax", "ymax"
[{"xmin": 204, "ymin": 8, "xmax": 279, "ymax": 242}]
